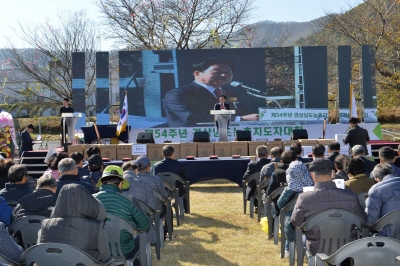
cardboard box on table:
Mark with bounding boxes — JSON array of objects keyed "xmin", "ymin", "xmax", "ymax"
[
  {"xmin": 179, "ymin": 143, "xmax": 197, "ymax": 159},
  {"xmin": 67, "ymin": 145, "xmax": 84, "ymax": 156},
  {"xmin": 197, "ymin": 142, "xmax": 214, "ymax": 157},
  {"xmin": 146, "ymin": 144, "xmax": 165, "ymax": 161},
  {"xmin": 231, "ymin": 141, "xmax": 248, "ymax": 156},
  {"xmin": 266, "ymin": 140, "xmax": 283, "ymax": 154},
  {"xmin": 248, "ymin": 141, "xmax": 266, "ymax": 156},
  {"xmin": 299, "ymin": 139, "xmax": 318, "ymax": 146},
  {"xmin": 83, "ymin": 144, "xmax": 101, "ymax": 160},
  {"xmin": 317, "ymin": 139, "xmax": 335, "ymax": 146},
  {"xmin": 214, "ymin": 142, "xmax": 232, "ymax": 157},
  {"xmin": 117, "ymin": 144, "xmax": 133, "ymax": 160},
  {"xmin": 99, "ymin": 144, "xmax": 117, "ymax": 161}
]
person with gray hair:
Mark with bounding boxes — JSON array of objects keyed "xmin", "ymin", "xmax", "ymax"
[
  {"xmin": 243, "ymin": 145, "xmax": 270, "ymax": 205},
  {"xmin": 13, "ymin": 174, "xmax": 58, "ymax": 221},
  {"xmin": 366, "ymin": 163, "xmax": 400, "ymax": 237},
  {"xmin": 377, "ymin": 146, "xmax": 400, "ymax": 176},
  {"xmin": 260, "ymin": 147, "xmax": 283, "ymax": 182},
  {"xmin": 56, "ymin": 158, "xmax": 92, "ymax": 194},
  {"xmin": 0, "ymin": 165, "xmax": 33, "ymax": 202},
  {"xmin": 351, "ymin": 144, "xmax": 377, "ymax": 177}
]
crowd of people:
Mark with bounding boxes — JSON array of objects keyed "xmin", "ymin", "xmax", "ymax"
[
  {"xmin": 243, "ymin": 138, "xmax": 400, "ymax": 265},
  {"xmin": 0, "ymin": 144, "xmax": 186, "ymax": 265}
]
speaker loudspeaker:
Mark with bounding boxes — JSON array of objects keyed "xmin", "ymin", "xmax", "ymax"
[
  {"xmin": 235, "ymin": 130, "xmax": 252, "ymax": 141},
  {"xmin": 193, "ymin": 132, "xmax": 210, "ymax": 142},
  {"xmin": 291, "ymin": 129, "xmax": 308, "ymax": 140},
  {"xmin": 136, "ymin": 132, "xmax": 155, "ymax": 144}
]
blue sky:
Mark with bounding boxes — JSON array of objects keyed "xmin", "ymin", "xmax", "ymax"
[{"xmin": 1, "ymin": 0, "xmax": 363, "ymax": 50}]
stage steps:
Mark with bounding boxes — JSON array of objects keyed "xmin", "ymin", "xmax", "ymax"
[{"xmin": 20, "ymin": 151, "xmax": 48, "ymax": 179}]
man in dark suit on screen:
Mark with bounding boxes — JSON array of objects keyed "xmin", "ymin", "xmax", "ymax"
[
  {"xmin": 21, "ymin": 124, "xmax": 35, "ymax": 153},
  {"xmin": 163, "ymin": 57, "xmax": 258, "ymax": 127},
  {"xmin": 344, "ymin": 117, "xmax": 370, "ymax": 155}
]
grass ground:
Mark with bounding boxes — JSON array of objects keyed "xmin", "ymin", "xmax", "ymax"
[{"xmin": 150, "ymin": 183, "xmax": 285, "ymax": 266}]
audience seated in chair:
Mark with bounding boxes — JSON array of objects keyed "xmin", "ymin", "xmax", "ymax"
[
  {"xmin": 333, "ymin": 154, "xmax": 349, "ymax": 181},
  {"xmin": 13, "ymin": 174, "xmax": 58, "ymax": 221},
  {"xmin": 38, "ymin": 184, "xmax": 112, "ymax": 263},
  {"xmin": 327, "ymin": 142, "xmax": 341, "ymax": 163},
  {"xmin": 394, "ymin": 144, "xmax": 400, "ymax": 168},
  {"xmin": 0, "ymin": 196, "xmax": 11, "ymax": 227},
  {"xmin": 366, "ymin": 163, "xmax": 400, "ymax": 236},
  {"xmin": 70, "ymin": 151, "xmax": 90, "ymax": 179},
  {"xmin": 243, "ymin": 145, "xmax": 270, "ymax": 206},
  {"xmin": 0, "ymin": 159, "xmax": 15, "ymax": 190},
  {"xmin": 122, "ymin": 161, "xmax": 158, "ymax": 244},
  {"xmin": 135, "ymin": 156, "xmax": 169, "ymax": 219},
  {"xmin": 154, "ymin": 145, "xmax": 187, "ymax": 198},
  {"xmin": 0, "ymin": 222, "xmax": 23, "ymax": 262},
  {"xmin": 94, "ymin": 165, "xmax": 150, "ymax": 266},
  {"xmin": 80, "ymin": 154, "xmax": 104, "ymax": 193},
  {"xmin": 260, "ymin": 147, "xmax": 283, "ymax": 182},
  {"xmin": 56, "ymin": 158, "xmax": 93, "ymax": 194},
  {"xmin": 351, "ymin": 145, "xmax": 377, "ymax": 177},
  {"xmin": 304, "ymin": 144, "xmax": 325, "ymax": 170},
  {"xmin": 0, "ymin": 165, "xmax": 33, "ymax": 202},
  {"xmin": 43, "ymin": 152, "xmax": 68, "ymax": 180},
  {"xmin": 82, "ymin": 146, "xmax": 100, "ymax": 170},
  {"xmin": 290, "ymin": 142, "xmax": 308, "ymax": 163},
  {"xmin": 266, "ymin": 150, "xmax": 296, "ymax": 209},
  {"xmin": 277, "ymin": 160, "xmax": 313, "ymax": 257},
  {"xmin": 290, "ymin": 159, "xmax": 366, "ymax": 266},
  {"xmin": 345, "ymin": 157, "xmax": 375, "ymax": 194},
  {"xmin": 372, "ymin": 146, "xmax": 400, "ymax": 177}
]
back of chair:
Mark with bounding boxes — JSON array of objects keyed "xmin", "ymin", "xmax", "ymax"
[
  {"xmin": 22, "ymin": 242, "xmax": 105, "ymax": 266},
  {"xmin": 299, "ymin": 209, "xmax": 364, "ymax": 255},
  {"xmin": 317, "ymin": 237, "xmax": 400, "ymax": 266},
  {"xmin": 281, "ymin": 193, "xmax": 299, "ymax": 213},
  {"xmin": 369, "ymin": 209, "xmax": 400, "ymax": 240},
  {"xmin": 357, "ymin": 192, "xmax": 368, "ymax": 209},
  {"xmin": 0, "ymin": 252, "xmax": 19, "ymax": 266},
  {"xmin": 268, "ymin": 185, "xmax": 286, "ymax": 200},
  {"xmin": 6, "ymin": 200, "xmax": 19, "ymax": 210},
  {"xmin": 9, "ymin": 215, "xmax": 46, "ymax": 250},
  {"xmin": 258, "ymin": 177, "xmax": 271, "ymax": 190},
  {"xmin": 104, "ymin": 214, "xmax": 141, "ymax": 264},
  {"xmin": 244, "ymin": 171, "xmax": 261, "ymax": 186},
  {"xmin": 157, "ymin": 172, "xmax": 185, "ymax": 186}
]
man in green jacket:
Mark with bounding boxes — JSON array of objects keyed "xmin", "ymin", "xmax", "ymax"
[{"xmin": 94, "ymin": 165, "xmax": 150, "ymax": 265}]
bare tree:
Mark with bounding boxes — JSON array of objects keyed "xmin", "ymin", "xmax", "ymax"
[
  {"xmin": 315, "ymin": 0, "xmax": 400, "ymax": 106},
  {"xmin": 1, "ymin": 11, "xmax": 99, "ymax": 113},
  {"xmin": 95, "ymin": 0, "xmax": 254, "ymax": 49}
]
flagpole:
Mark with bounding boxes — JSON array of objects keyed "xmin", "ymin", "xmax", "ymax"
[
  {"xmin": 349, "ymin": 79, "xmax": 352, "ymax": 118},
  {"xmin": 125, "ymin": 90, "xmax": 129, "ymax": 143}
]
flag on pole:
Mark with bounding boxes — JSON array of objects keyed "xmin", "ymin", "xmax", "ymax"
[
  {"xmin": 116, "ymin": 91, "xmax": 128, "ymax": 136},
  {"xmin": 349, "ymin": 80, "xmax": 357, "ymax": 118}
]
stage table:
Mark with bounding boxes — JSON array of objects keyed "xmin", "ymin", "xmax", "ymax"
[{"xmin": 178, "ymin": 158, "xmax": 251, "ymax": 186}]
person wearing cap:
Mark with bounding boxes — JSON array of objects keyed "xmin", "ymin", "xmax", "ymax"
[
  {"xmin": 56, "ymin": 158, "xmax": 93, "ymax": 194},
  {"xmin": 290, "ymin": 159, "xmax": 365, "ymax": 265},
  {"xmin": 136, "ymin": 156, "xmax": 168, "ymax": 216},
  {"xmin": 80, "ymin": 154, "xmax": 104, "ymax": 192},
  {"xmin": 83, "ymin": 146, "xmax": 100, "ymax": 170},
  {"xmin": 21, "ymin": 124, "xmax": 35, "ymax": 153},
  {"xmin": 59, "ymin": 98, "xmax": 74, "ymax": 146},
  {"xmin": 94, "ymin": 165, "xmax": 150, "ymax": 265}
]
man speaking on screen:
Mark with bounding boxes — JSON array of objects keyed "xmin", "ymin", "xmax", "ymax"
[{"xmin": 163, "ymin": 57, "xmax": 258, "ymax": 127}]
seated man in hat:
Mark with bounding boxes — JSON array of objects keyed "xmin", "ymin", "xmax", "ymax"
[
  {"xmin": 80, "ymin": 154, "xmax": 104, "ymax": 193},
  {"xmin": 94, "ymin": 165, "xmax": 150, "ymax": 266},
  {"xmin": 291, "ymin": 159, "xmax": 365, "ymax": 266},
  {"xmin": 21, "ymin": 124, "xmax": 35, "ymax": 153}
]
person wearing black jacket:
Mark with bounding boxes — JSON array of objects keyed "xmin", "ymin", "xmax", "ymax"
[
  {"xmin": 344, "ymin": 117, "xmax": 370, "ymax": 155},
  {"xmin": 13, "ymin": 174, "xmax": 57, "ymax": 221},
  {"xmin": 21, "ymin": 124, "xmax": 34, "ymax": 153}
]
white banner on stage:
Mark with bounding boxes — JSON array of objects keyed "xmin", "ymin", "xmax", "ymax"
[
  {"xmin": 259, "ymin": 108, "xmax": 328, "ymax": 122},
  {"xmin": 129, "ymin": 123, "xmax": 382, "ymax": 143}
]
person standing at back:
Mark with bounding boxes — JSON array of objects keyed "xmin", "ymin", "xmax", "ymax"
[
  {"xmin": 59, "ymin": 98, "xmax": 74, "ymax": 146},
  {"xmin": 21, "ymin": 124, "xmax": 35, "ymax": 153},
  {"xmin": 344, "ymin": 117, "xmax": 370, "ymax": 155}
]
